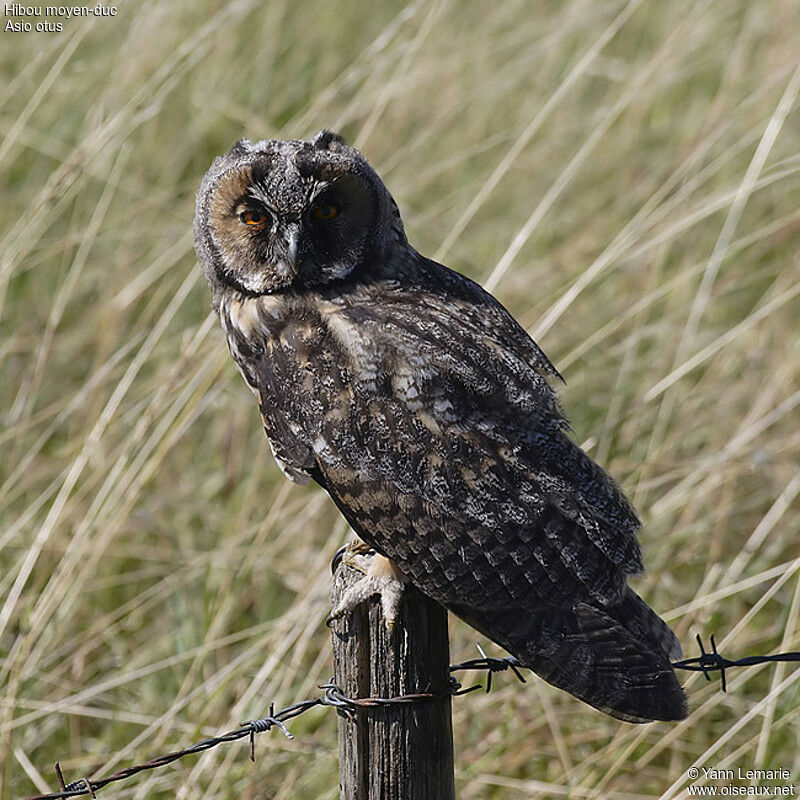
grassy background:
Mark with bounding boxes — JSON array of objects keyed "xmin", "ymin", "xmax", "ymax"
[{"xmin": 2, "ymin": 1, "xmax": 800, "ymax": 797}]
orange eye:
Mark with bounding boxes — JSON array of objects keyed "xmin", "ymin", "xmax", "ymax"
[
  {"xmin": 313, "ymin": 202, "xmax": 339, "ymax": 220},
  {"xmin": 239, "ymin": 208, "xmax": 269, "ymax": 227}
]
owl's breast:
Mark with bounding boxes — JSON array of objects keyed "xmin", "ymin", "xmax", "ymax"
[{"xmin": 219, "ymin": 292, "xmax": 335, "ymax": 481}]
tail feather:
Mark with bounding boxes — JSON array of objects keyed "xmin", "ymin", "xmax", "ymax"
[{"xmin": 450, "ymin": 600, "xmax": 687, "ymax": 723}]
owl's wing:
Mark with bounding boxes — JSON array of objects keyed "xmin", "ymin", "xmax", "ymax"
[
  {"xmin": 307, "ymin": 357, "xmax": 686, "ymax": 721},
  {"xmin": 309, "ymin": 260, "xmax": 646, "ymax": 602}
]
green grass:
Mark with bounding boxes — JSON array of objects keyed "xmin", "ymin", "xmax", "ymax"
[{"xmin": 2, "ymin": 1, "xmax": 800, "ymax": 797}]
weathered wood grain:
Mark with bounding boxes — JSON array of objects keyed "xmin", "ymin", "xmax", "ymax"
[{"xmin": 331, "ymin": 562, "xmax": 455, "ymax": 800}]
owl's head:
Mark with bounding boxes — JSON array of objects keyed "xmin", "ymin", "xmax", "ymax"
[{"xmin": 194, "ymin": 130, "xmax": 404, "ymax": 300}]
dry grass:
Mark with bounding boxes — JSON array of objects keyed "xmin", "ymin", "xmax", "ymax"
[{"xmin": 2, "ymin": 1, "xmax": 800, "ymax": 798}]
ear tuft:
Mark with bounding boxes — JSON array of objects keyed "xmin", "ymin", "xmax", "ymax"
[
  {"xmin": 312, "ymin": 130, "xmax": 346, "ymax": 151},
  {"xmin": 228, "ymin": 138, "xmax": 252, "ymax": 157}
]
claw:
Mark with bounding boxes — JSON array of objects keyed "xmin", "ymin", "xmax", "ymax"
[{"xmin": 330, "ymin": 545, "xmax": 348, "ymax": 575}]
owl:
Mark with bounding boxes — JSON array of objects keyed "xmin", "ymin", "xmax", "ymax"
[{"xmin": 193, "ymin": 130, "xmax": 687, "ymax": 723}]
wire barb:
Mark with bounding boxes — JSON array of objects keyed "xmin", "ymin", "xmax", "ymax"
[
  {"xmin": 53, "ymin": 764, "xmax": 66, "ymax": 792},
  {"xmin": 18, "ymin": 635, "xmax": 800, "ymax": 800},
  {"xmin": 241, "ymin": 702, "xmax": 294, "ymax": 763},
  {"xmin": 450, "ymin": 644, "xmax": 526, "ymax": 694}
]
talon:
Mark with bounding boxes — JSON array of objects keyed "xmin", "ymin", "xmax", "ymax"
[{"xmin": 331, "ymin": 545, "xmax": 348, "ymax": 575}]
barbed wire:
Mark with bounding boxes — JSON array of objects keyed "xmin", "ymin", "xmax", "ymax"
[
  {"xmin": 17, "ymin": 636, "xmax": 800, "ymax": 800},
  {"xmin": 673, "ymin": 633, "xmax": 800, "ymax": 692}
]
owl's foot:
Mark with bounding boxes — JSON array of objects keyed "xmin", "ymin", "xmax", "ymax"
[{"xmin": 328, "ymin": 548, "xmax": 406, "ymax": 629}]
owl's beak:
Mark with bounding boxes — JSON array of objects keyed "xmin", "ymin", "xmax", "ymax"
[
  {"xmin": 284, "ymin": 222, "xmax": 300, "ymax": 268},
  {"xmin": 277, "ymin": 220, "xmax": 301, "ymax": 278}
]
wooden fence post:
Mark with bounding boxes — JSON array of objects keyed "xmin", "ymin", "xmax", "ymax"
[{"xmin": 331, "ymin": 561, "xmax": 456, "ymax": 800}]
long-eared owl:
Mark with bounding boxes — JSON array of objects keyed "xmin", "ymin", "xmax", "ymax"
[{"xmin": 193, "ymin": 130, "xmax": 687, "ymax": 723}]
